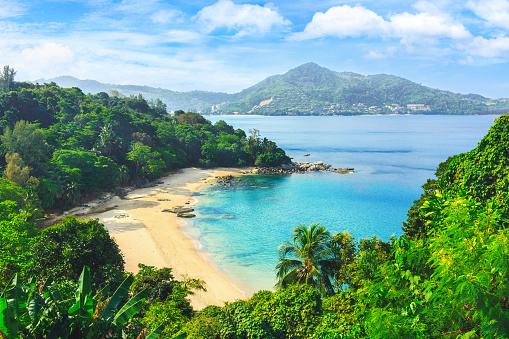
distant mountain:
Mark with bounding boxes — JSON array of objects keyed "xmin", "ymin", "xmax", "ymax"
[
  {"xmin": 35, "ymin": 76, "xmax": 231, "ymax": 112},
  {"xmin": 216, "ymin": 63, "xmax": 509, "ymax": 115},
  {"xmin": 38, "ymin": 63, "xmax": 509, "ymax": 115}
]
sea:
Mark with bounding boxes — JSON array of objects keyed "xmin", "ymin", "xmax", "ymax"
[{"xmin": 180, "ymin": 115, "xmax": 499, "ymax": 293}]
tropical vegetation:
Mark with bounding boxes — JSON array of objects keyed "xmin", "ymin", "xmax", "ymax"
[{"xmin": 1, "ymin": 64, "xmax": 508, "ymax": 338}]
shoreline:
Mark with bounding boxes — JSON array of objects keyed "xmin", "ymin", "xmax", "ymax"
[{"xmin": 72, "ymin": 167, "xmax": 252, "ymax": 310}]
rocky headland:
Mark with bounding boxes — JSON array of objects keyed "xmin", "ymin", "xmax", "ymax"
[{"xmin": 248, "ymin": 161, "xmax": 354, "ymax": 175}]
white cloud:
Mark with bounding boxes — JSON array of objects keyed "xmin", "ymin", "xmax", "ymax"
[
  {"xmin": 364, "ymin": 50, "xmax": 386, "ymax": 59},
  {"xmin": 389, "ymin": 12, "xmax": 472, "ymax": 44},
  {"xmin": 463, "ymin": 36, "xmax": 509, "ymax": 57},
  {"xmin": 0, "ymin": 0, "xmax": 25, "ymax": 19},
  {"xmin": 466, "ymin": 0, "xmax": 509, "ymax": 30},
  {"xmin": 291, "ymin": 4, "xmax": 471, "ymax": 45},
  {"xmin": 116, "ymin": 0, "xmax": 161, "ymax": 15},
  {"xmin": 195, "ymin": 0, "xmax": 290, "ymax": 37},
  {"xmin": 150, "ymin": 9, "xmax": 182, "ymax": 25},
  {"xmin": 290, "ymin": 6, "xmax": 389, "ymax": 40},
  {"xmin": 20, "ymin": 43, "xmax": 75, "ymax": 66},
  {"xmin": 458, "ymin": 55, "xmax": 474, "ymax": 65},
  {"xmin": 164, "ymin": 30, "xmax": 203, "ymax": 43}
]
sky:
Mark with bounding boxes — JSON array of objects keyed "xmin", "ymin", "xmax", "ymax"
[{"xmin": 2, "ymin": 0, "xmax": 509, "ymax": 98}]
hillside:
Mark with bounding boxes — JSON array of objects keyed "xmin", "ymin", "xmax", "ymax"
[
  {"xmin": 219, "ymin": 63, "xmax": 509, "ymax": 115},
  {"xmin": 38, "ymin": 63, "xmax": 509, "ymax": 115},
  {"xmin": 36, "ymin": 76, "xmax": 231, "ymax": 113}
]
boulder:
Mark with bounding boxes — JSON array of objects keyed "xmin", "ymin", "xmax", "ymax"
[{"xmin": 162, "ymin": 206, "xmax": 194, "ymax": 213}]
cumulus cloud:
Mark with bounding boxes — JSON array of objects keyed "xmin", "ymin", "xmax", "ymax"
[
  {"xmin": 20, "ymin": 43, "xmax": 75, "ymax": 66},
  {"xmin": 0, "ymin": 0, "xmax": 25, "ymax": 19},
  {"xmin": 291, "ymin": 4, "xmax": 471, "ymax": 45},
  {"xmin": 195, "ymin": 0, "xmax": 290, "ymax": 37},
  {"xmin": 463, "ymin": 36, "xmax": 509, "ymax": 57},
  {"xmin": 289, "ymin": 5, "xmax": 389, "ymax": 40},
  {"xmin": 389, "ymin": 12, "xmax": 472, "ymax": 44},
  {"xmin": 466, "ymin": 0, "xmax": 509, "ymax": 30}
]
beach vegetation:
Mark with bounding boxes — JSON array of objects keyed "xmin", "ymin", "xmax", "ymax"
[
  {"xmin": 26, "ymin": 217, "xmax": 126, "ymax": 291},
  {"xmin": 275, "ymin": 223, "xmax": 337, "ymax": 296},
  {"xmin": 1, "ymin": 66, "xmax": 509, "ymax": 337},
  {"xmin": 0, "ymin": 266, "xmax": 164, "ymax": 339}
]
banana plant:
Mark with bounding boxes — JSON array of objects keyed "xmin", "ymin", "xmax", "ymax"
[{"xmin": 0, "ymin": 266, "xmax": 164, "ymax": 338}]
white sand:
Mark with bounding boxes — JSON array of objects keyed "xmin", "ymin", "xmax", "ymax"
[{"xmin": 77, "ymin": 167, "xmax": 250, "ymax": 309}]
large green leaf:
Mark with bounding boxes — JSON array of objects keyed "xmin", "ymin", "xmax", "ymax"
[
  {"xmin": 27, "ymin": 296, "xmax": 43, "ymax": 327},
  {"xmin": 112, "ymin": 289, "xmax": 149, "ymax": 327},
  {"xmin": 100, "ymin": 275, "xmax": 134, "ymax": 322},
  {"xmin": 0, "ymin": 297, "xmax": 14, "ymax": 338},
  {"xmin": 68, "ymin": 266, "xmax": 94, "ymax": 318},
  {"xmin": 144, "ymin": 324, "xmax": 165, "ymax": 339},
  {"xmin": 2, "ymin": 275, "xmax": 26, "ymax": 336}
]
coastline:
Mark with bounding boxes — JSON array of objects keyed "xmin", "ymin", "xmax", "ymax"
[{"xmin": 72, "ymin": 167, "xmax": 251, "ymax": 310}]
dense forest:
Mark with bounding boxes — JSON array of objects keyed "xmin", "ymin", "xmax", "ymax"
[{"xmin": 1, "ymin": 65, "xmax": 508, "ymax": 338}]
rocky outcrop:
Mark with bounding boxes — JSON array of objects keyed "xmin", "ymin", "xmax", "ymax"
[
  {"xmin": 162, "ymin": 206, "xmax": 195, "ymax": 214},
  {"xmin": 249, "ymin": 161, "xmax": 354, "ymax": 175},
  {"xmin": 177, "ymin": 212, "xmax": 196, "ymax": 218}
]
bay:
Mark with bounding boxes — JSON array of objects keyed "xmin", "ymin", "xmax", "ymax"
[{"xmin": 183, "ymin": 115, "xmax": 499, "ymax": 293}]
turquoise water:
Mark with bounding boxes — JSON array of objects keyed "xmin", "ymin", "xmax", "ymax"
[{"xmin": 184, "ymin": 115, "xmax": 499, "ymax": 292}]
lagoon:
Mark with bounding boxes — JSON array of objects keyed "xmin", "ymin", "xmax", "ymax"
[{"xmin": 183, "ymin": 115, "xmax": 499, "ymax": 293}]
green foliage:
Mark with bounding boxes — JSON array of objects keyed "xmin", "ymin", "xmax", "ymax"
[
  {"xmin": 313, "ymin": 291, "xmax": 361, "ymax": 339},
  {"xmin": 27, "ymin": 217, "xmax": 125, "ymax": 290},
  {"xmin": 0, "ymin": 178, "xmax": 27, "ymax": 207},
  {"xmin": 51, "ymin": 149, "xmax": 119, "ymax": 191},
  {"xmin": 0, "ymin": 81, "xmax": 287, "ymax": 209},
  {"xmin": 0, "ymin": 266, "xmax": 163, "ymax": 338},
  {"xmin": 0, "ymin": 120, "xmax": 47, "ymax": 170},
  {"xmin": 276, "ymin": 223, "xmax": 343, "ymax": 296},
  {"xmin": 217, "ymin": 285, "xmax": 322, "ymax": 339},
  {"xmin": 180, "ymin": 306, "xmax": 221, "ymax": 339},
  {"xmin": 0, "ymin": 204, "xmax": 37, "ymax": 288}
]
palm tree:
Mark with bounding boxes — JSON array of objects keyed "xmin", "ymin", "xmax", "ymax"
[{"xmin": 275, "ymin": 223, "xmax": 339, "ymax": 296}]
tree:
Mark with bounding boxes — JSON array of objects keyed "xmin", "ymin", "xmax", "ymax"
[
  {"xmin": 0, "ymin": 120, "xmax": 46, "ymax": 170},
  {"xmin": 127, "ymin": 142, "xmax": 165, "ymax": 178},
  {"xmin": 0, "ymin": 65, "xmax": 16, "ymax": 92},
  {"xmin": 2, "ymin": 153, "xmax": 31, "ymax": 187},
  {"xmin": 27, "ymin": 217, "xmax": 125, "ymax": 290},
  {"xmin": 275, "ymin": 223, "xmax": 339, "ymax": 296}
]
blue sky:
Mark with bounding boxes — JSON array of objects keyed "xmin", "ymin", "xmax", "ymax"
[{"xmin": 1, "ymin": 0, "xmax": 509, "ymax": 98}]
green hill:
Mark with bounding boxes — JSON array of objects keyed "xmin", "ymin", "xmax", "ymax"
[
  {"xmin": 220, "ymin": 62, "xmax": 509, "ymax": 115},
  {"xmin": 36, "ymin": 76, "xmax": 231, "ymax": 113},
  {"xmin": 38, "ymin": 63, "xmax": 509, "ymax": 115}
]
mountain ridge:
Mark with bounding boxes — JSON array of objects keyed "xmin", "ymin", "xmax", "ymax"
[{"xmin": 36, "ymin": 63, "xmax": 509, "ymax": 115}]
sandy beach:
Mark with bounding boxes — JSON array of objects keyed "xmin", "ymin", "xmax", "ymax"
[{"xmin": 69, "ymin": 167, "xmax": 251, "ymax": 310}]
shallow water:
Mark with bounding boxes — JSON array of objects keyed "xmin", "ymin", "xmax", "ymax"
[{"xmin": 184, "ymin": 115, "xmax": 499, "ymax": 292}]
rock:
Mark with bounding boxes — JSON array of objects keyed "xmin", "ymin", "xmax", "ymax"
[
  {"xmin": 114, "ymin": 188, "xmax": 127, "ymax": 198},
  {"xmin": 177, "ymin": 212, "xmax": 196, "ymax": 218},
  {"xmin": 162, "ymin": 207, "xmax": 194, "ymax": 213},
  {"xmin": 157, "ymin": 198, "xmax": 171, "ymax": 201},
  {"xmin": 303, "ymin": 154, "xmax": 310, "ymax": 156}
]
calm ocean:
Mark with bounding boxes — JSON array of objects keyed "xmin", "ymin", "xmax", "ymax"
[{"xmin": 182, "ymin": 115, "xmax": 499, "ymax": 293}]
